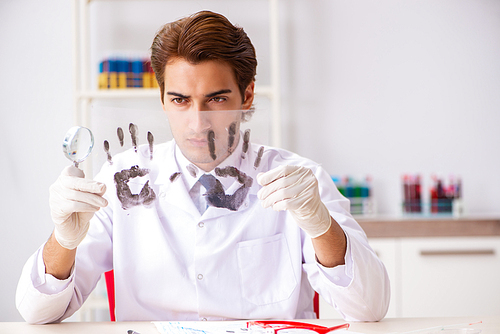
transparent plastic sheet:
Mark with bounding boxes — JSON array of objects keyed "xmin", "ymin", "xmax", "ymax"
[
  {"xmin": 90, "ymin": 104, "xmax": 271, "ymax": 172},
  {"xmin": 89, "ymin": 105, "xmax": 271, "ymax": 212}
]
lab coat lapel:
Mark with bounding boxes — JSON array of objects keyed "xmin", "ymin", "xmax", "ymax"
[
  {"xmin": 200, "ymin": 181, "xmax": 254, "ymax": 221},
  {"xmin": 151, "ymin": 140, "xmax": 265, "ymax": 220},
  {"xmin": 153, "ymin": 144, "xmax": 200, "ymax": 218},
  {"xmin": 200, "ymin": 150, "xmax": 263, "ymax": 221},
  {"xmin": 162, "ymin": 177, "xmax": 200, "ymax": 218}
]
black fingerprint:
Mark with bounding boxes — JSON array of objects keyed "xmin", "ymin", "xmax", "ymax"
[
  {"xmin": 104, "ymin": 140, "xmax": 113, "ymax": 165},
  {"xmin": 241, "ymin": 129, "xmax": 251, "ymax": 159},
  {"xmin": 147, "ymin": 131, "xmax": 154, "ymax": 160},
  {"xmin": 117, "ymin": 127, "xmax": 124, "ymax": 147},
  {"xmin": 208, "ymin": 130, "xmax": 216, "ymax": 160},
  {"xmin": 129, "ymin": 123, "xmax": 138, "ymax": 152},
  {"xmin": 254, "ymin": 146, "xmax": 264, "ymax": 169}
]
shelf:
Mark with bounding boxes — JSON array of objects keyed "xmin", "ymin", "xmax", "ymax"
[
  {"xmin": 73, "ymin": 0, "xmax": 282, "ymax": 147},
  {"xmin": 356, "ymin": 215, "xmax": 500, "ymax": 238}
]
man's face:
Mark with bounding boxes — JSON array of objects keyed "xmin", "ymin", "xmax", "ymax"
[{"xmin": 162, "ymin": 58, "xmax": 254, "ymax": 172}]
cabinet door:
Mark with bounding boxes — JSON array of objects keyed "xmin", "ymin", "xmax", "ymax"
[
  {"xmin": 400, "ymin": 237, "xmax": 500, "ymax": 317},
  {"xmin": 367, "ymin": 238, "xmax": 399, "ymax": 318},
  {"xmin": 319, "ymin": 238, "xmax": 398, "ymax": 319}
]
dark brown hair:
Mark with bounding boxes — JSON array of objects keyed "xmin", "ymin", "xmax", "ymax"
[{"xmin": 151, "ymin": 11, "xmax": 257, "ymax": 114}]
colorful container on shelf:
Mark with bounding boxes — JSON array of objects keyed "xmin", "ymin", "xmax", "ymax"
[
  {"xmin": 429, "ymin": 174, "xmax": 462, "ymax": 214},
  {"xmin": 402, "ymin": 174, "xmax": 422, "ymax": 213},
  {"xmin": 401, "ymin": 174, "xmax": 463, "ymax": 216},
  {"xmin": 98, "ymin": 57, "xmax": 158, "ymax": 89},
  {"xmin": 332, "ymin": 175, "xmax": 375, "ymax": 216}
]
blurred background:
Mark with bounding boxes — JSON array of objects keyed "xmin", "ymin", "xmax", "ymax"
[{"xmin": 1, "ymin": 0, "xmax": 499, "ymax": 321}]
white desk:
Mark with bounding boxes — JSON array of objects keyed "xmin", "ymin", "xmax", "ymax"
[{"xmin": 1, "ymin": 316, "xmax": 498, "ymax": 333}]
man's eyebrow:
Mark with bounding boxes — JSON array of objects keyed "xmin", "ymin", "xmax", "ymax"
[
  {"xmin": 166, "ymin": 91, "xmax": 190, "ymax": 99},
  {"xmin": 205, "ymin": 89, "xmax": 232, "ymax": 98}
]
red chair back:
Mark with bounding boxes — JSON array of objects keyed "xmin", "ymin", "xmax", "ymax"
[
  {"xmin": 314, "ymin": 292, "xmax": 320, "ymax": 318},
  {"xmin": 104, "ymin": 270, "xmax": 116, "ymax": 321},
  {"xmin": 103, "ymin": 269, "xmax": 319, "ymax": 321}
]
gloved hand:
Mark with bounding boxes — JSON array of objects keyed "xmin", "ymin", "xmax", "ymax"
[
  {"xmin": 257, "ymin": 165, "xmax": 332, "ymax": 238},
  {"xmin": 49, "ymin": 166, "xmax": 108, "ymax": 249}
]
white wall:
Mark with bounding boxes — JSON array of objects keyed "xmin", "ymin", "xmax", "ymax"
[
  {"xmin": 0, "ymin": 0, "xmax": 74, "ymax": 321},
  {"xmin": 280, "ymin": 0, "xmax": 500, "ymax": 215},
  {"xmin": 1, "ymin": 0, "xmax": 499, "ymax": 321}
]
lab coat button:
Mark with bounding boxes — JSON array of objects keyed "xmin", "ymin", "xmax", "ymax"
[
  {"xmin": 159, "ymin": 191, "xmax": 166, "ymax": 198},
  {"xmin": 198, "ymin": 222, "xmax": 204, "ymax": 228},
  {"xmin": 197, "ymin": 274, "xmax": 203, "ymax": 280},
  {"xmin": 201, "ymin": 318, "xmax": 207, "ymax": 321}
]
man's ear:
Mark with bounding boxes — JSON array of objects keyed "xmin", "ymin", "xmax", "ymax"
[
  {"xmin": 161, "ymin": 99, "xmax": 167, "ymax": 114},
  {"xmin": 241, "ymin": 82, "xmax": 255, "ymax": 110}
]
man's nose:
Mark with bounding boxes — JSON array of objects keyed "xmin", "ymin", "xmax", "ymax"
[{"xmin": 188, "ymin": 106, "xmax": 211, "ymax": 133}]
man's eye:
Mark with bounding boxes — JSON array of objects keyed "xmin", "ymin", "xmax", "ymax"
[
  {"xmin": 172, "ymin": 98, "xmax": 186, "ymax": 104},
  {"xmin": 210, "ymin": 97, "xmax": 226, "ymax": 103}
]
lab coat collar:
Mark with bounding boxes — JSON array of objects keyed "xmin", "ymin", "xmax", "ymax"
[
  {"xmin": 200, "ymin": 137, "xmax": 268, "ymax": 220},
  {"xmin": 172, "ymin": 134, "xmax": 245, "ymax": 193},
  {"xmin": 152, "ymin": 141, "xmax": 200, "ymax": 217},
  {"xmin": 152, "ymin": 140, "xmax": 180, "ymax": 185},
  {"xmin": 152, "ymin": 137, "xmax": 265, "ymax": 220}
]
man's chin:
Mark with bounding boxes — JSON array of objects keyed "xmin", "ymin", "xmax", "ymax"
[
  {"xmin": 183, "ymin": 154, "xmax": 214, "ymax": 165},
  {"xmin": 181, "ymin": 149, "xmax": 231, "ymax": 169}
]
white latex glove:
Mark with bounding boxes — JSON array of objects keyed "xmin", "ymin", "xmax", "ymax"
[
  {"xmin": 49, "ymin": 166, "xmax": 108, "ymax": 249},
  {"xmin": 257, "ymin": 165, "xmax": 332, "ymax": 238}
]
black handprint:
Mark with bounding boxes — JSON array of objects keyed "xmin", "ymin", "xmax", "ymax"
[
  {"xmin": 169, "ymin": 128, "xmax": 264, "ymax": 211},
  {"xmin": 114, "ymin": 165, "xmax": 156, "ymax": 210},
  {"xmin": 207, "ymin": 166, "xmax": 253, "ymax": 211},
  {"xmin": 108, "ymin": 123, "xmax": 264, "ymax": 212},
  {"xmin": 104, "ymin": 123, "xmax": 157, "ymax": 210}
]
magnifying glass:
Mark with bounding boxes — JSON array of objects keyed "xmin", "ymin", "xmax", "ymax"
[{"xmin": 62, "ymin": 126, "xmax": 94, "ymax": 168}]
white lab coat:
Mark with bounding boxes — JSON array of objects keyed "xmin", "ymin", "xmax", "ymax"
[{"xmin": 16, "ymin": 138, "xmax": 390, "ymax": 324}]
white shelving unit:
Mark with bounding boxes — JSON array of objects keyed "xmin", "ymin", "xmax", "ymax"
[
  {"xmin": 72, "ymin": 0, "xmax": 282, "ymax": 158},
  {"xmin": 70, "ymin": 0, "xmax": 282, "ymax": 320}
]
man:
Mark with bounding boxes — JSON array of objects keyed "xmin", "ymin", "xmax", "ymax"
[{"xmin": 16, "ymin": 11, "xmax": 390, "ymax": 323}]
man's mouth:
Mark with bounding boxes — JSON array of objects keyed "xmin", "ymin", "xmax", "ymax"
[{"xmin": 187, "ymin": 138, "xmax": 208, "ymax": 147}]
